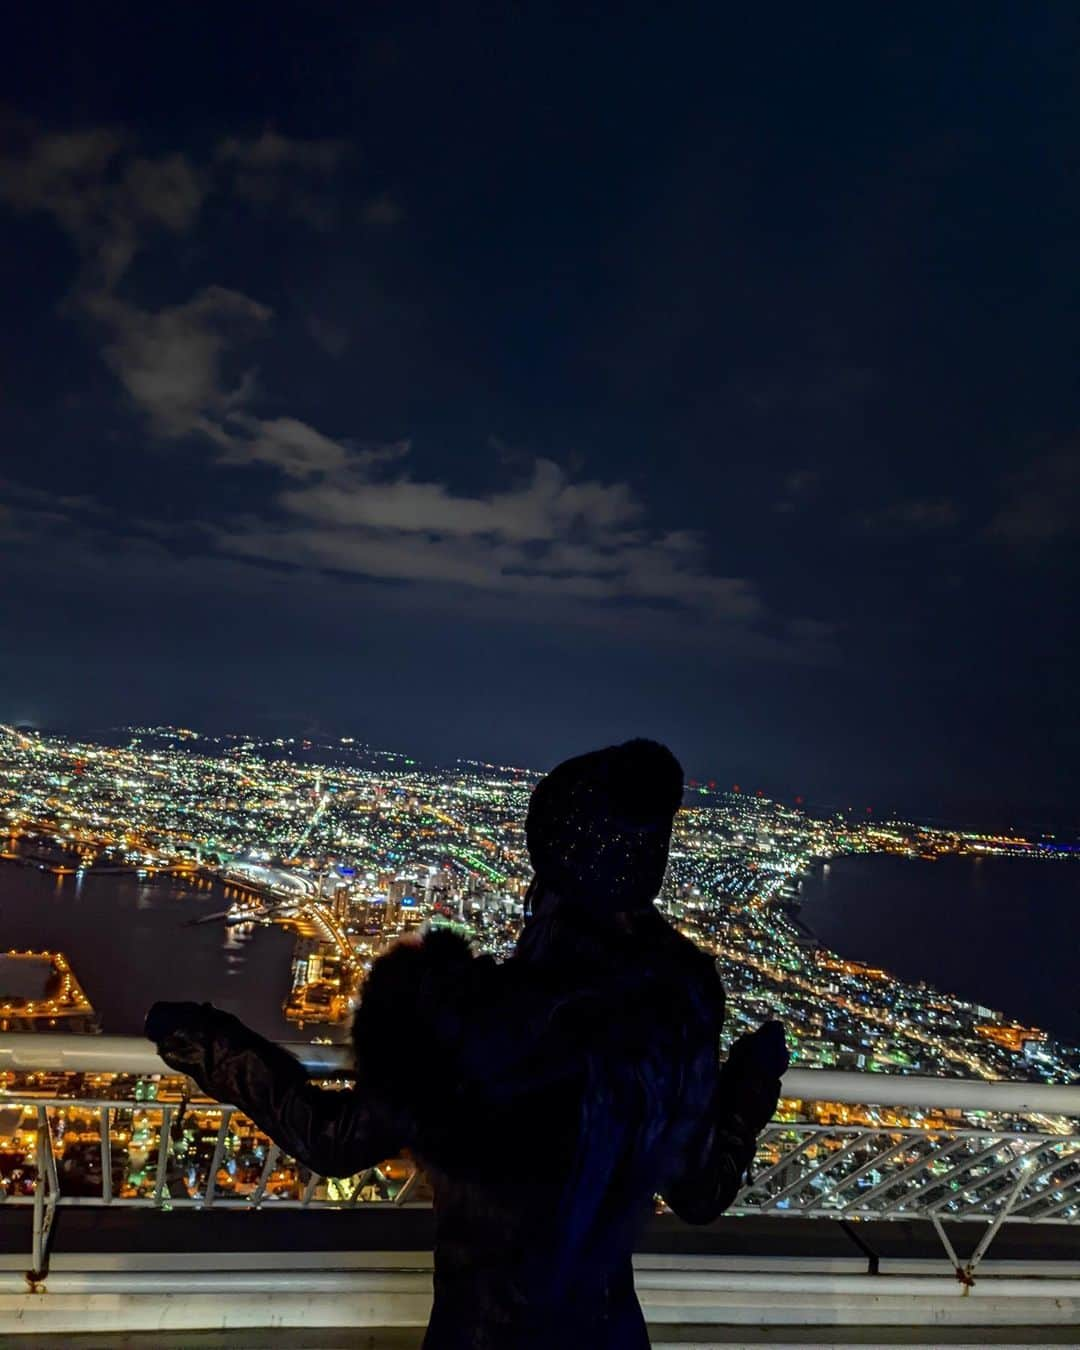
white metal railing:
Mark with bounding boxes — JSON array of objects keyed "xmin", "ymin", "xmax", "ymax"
[
  {"xmin": 4, "ymin": 1032, "xmax": 1080, "ymax": 1112},
  {"xmin": 2, "ymin": 1034, "xmax": 1078, "ymax": 1282}
]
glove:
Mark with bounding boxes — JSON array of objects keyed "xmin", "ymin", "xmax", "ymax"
[
  {"xmin": 727, "ymin": 1020, "xmax": 789, "ymax": 1078},
  {"xmin": 145, "ymin": 1000, "xmax": 208, "ymax": 1045},
  {"xmin": 719, "ymin": 1020, "xmax": 789, "ymax": 1136}
]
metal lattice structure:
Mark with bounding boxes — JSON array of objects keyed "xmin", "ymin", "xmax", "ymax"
[
  {"xmin": 733, "ymin": 1121, "xmax": 1080, "ymax": 1225},
  {"xmin": 1, "ymin": 1035, "xmax": 1078, "ymax": 1281}
]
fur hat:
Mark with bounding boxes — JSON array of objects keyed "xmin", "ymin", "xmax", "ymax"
[{"xmin": 525, "ymin": 738, "xmax": 683, "ymax": 911}]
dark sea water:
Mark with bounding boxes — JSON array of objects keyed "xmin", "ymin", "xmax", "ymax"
[
  {"xmin": 3, "ymin": 855, "xmax": 1077, "ymax": 1050},
  {"xmin": 0, "ymin": 864, "xmax": 306, "ymax": 1041},
  {"xmin": 799, "ymin": 854, "xmax": 1080, "ymax": 1047}
]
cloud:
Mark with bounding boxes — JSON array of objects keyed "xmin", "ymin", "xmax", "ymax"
[
  {"xmin": 83, "ymin": 286, "xmax": 271, "ymax": 437},
  {"xmin": 1, "ymin": 125, "xmax": 349, "ymax": 294},
  {"xmin": 774, "ymin": 468, "xmax": 820, "ymax": 514},
  {"xmin": 214, "ymin": 415, "xmax": 354, "ymax": 477},
  {"xmin": 0, "ymin": 125, "xmax": 354, "ymax": 446},
  {"xmin": 0, "ymin": 122, "xmax": 834, "ymax": 652},
  {"xmin": 0, "ymin": 478, "xmax": 115, "ymax": 520},
  {"xmin": 361, "ymin": 193, "xmax": 404, "ymax": 226},
  {"xmin": 209, "ymin": 448, "xmax": 762, "ymax": 621},
  {"xmin": 862, "ymin": 497, "xmax": 959, "ymax": 532},
  {"xmin": 2, "ymin": 492, "xmax": 825, "ymax": 674},
  {"xmin": 123, "ymin": 153, "xmax": 205, "ymax": 232},
  {"xmin": 306, "ymin": 315, "xmax": 350, "ymax": 356},
  {"xmin": 215, "ymin": 132, "xmax": 347, "ymax": 174},
  {"xmin": 275, "ymin": 455, "xmax": 641, "ymax": 539},
  {"xmin": 215, "ymin": 131, "xmax": 349, "ymax": 228},
  {"xmin": 991, "ymin": 449, "xmax": 1080, "ymax": 547},
  {"xmin": 0, "ymin": 128, "xmax": 122, "ymax": 225},
  {"xmin": 0, "ymin": 129, "xmax": 204, "ymax": 287}
]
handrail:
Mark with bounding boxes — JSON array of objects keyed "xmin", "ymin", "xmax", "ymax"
[
  {"xmin": 0, "ymin": 1033, "xmax": 347, "ymax": 1077},
  {"xmin": 2, "ymin": 1032, "xmax": 1079, "ymax": 1114}
]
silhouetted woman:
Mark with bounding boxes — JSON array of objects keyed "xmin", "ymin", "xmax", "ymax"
[{"xmin": 147, "ymin": 739, "xmax": 787, "ymax": 1349}]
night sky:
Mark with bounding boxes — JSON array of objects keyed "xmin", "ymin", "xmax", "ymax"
[{"xmin": 2, "ymin": 7, "xmax": 1078, "ymax": 828}]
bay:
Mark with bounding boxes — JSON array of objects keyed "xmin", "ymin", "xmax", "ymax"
[
  {"xmin": 0, "ymin": 863, "xmax": 308, "ymax": 1042},
  {"xmin": 799, "ymin": 854, "xmax": 1080, "ymax": 1046},
  {"xmin": 4, "ymin": 853, "xmax": 1077, "ymax": 1051}
]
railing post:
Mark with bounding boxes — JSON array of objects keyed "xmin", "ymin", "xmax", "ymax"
[
  {"xmin": 29, "ymin": 1105, "xmax": 57, "ymax": 1282},
  {"xmin": 204, "ymin": 1109, "xmax": 234, "ymax": 1208},
  {"xmin": 967, "ymin": 1154, "xmax": 1049, "ymax": 1273},
  {"xmin": 152, "ymin": 1107, "xmax": 173, "ymax": 1209},
  {"xmin": 931, "ymin": 1214, "xmax": 967, "ymax": 1285},
  {"xmin": 30, "ymin": 1112, "xmax": 45, "ymax": 1281},
  {"xmin": 248, "ymin": 1141, "xmax": 280, "ymax": 1209},
  {"xmin": 99, "ymin": 1106, "xmax": 112, "ymax": 1204},
  {"xmin": 393, "ymin": 1165, "xmax": 421, "ymax": 1206},
  {"xmin": 0, "ymin": 1038, "xmax": 1077, "ymax": 1246},
  {"xmin": 933, "ymin": 1151, "xmax": 1046, "ymax": 1291}
]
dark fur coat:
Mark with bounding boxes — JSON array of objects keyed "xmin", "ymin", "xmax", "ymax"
[{"xmin": 149, "ymin": 908, "xmax": 767, "ymax": 1349}]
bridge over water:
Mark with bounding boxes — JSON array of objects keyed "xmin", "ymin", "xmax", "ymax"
[{"xmin": 219, "ymin": 862, "xmax": 355, "ymax": 964}]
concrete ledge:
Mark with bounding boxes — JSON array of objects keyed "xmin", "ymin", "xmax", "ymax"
[
  {"xmin": 1, "ymin": 1265, "xmax": 1077, "ymax": 1337},
  {"xmin": 1, "ymin": 1209, "xmax": 1076, "ymax": 1339},
  {"xmin": 6, "ymin": 1334, "xmax": 1080, "ymax": 1349}
]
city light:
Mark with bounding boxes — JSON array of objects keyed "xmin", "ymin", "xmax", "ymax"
[{"xmin": 0, "ymin": 721, "xmax": 1076, "ymax": 1201}]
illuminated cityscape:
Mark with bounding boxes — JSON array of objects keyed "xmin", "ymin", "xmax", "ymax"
[
  {"xmin": 0, "ymin": 720, "xmax": 1076, "ymax": 1206},
  {"xmin": 3, "ymin": 8, "xmax": 1079, "ymax": 1336},
  {"xmin": 0, "ymin": 950, "xmax": 98, "ymax": 1034}
]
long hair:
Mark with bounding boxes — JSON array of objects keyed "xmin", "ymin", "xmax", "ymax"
[{"xmin": 513, "ymin": 880, "xmax": 724, "ymax": 1295}]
